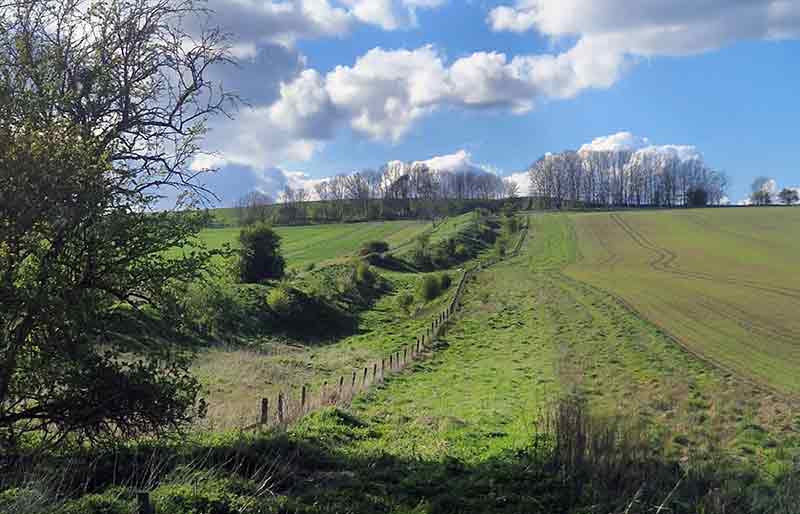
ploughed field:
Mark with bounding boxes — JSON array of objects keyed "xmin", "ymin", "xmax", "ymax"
[{"xmin": 567, "ymin": 208, "xmax": 800, "ymax": 395}]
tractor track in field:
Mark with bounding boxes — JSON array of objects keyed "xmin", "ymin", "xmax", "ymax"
[{"xmin": 609, "ymin": 213, "xmax": 800, "ymax": 303}]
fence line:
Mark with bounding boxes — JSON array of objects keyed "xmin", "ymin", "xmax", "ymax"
[{"xmin": 243, "ymin": 215, "xmax": 530, "ymax": 432}]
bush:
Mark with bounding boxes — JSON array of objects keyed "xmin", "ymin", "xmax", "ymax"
[
  {"xmin": 440, "ymin": 273, "xmax": 452, "ymax": 290},
  {"xmin": 355, "ymin": 262, "xmax": 376, "ymax": 286},
  {"xmin": 396, "ymin": 292, "xmax": 414, "ymax": 315},
  {"xmin": 266, "ymin": 286, "xmax": 295, "ymax": 318},
  {"xmin": 495, "ymin": 238, "xmax": 508, "ymax": 257},
  {"xmin": 417, "ymin": 275, "xmax": 441, "ymax": 302},
  {"xmin": 359, "ymin": 240, "xmax": 390, "ymax": 256},
  {"xmin": 237, "ymin": 222, "xmax": 285, "ymax": 283}
]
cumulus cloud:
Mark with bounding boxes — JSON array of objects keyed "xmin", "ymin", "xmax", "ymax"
[
  {"xmin": 203, "ymin": 0, "xmax": 447, "ymax": 51},
  {"xmin": 579, "ymin": 131, "xmax": 701, "ymax": 162},
  {"xmin": 488, "ymin": 1, "xmax": 800, "ymax": 98},
  {"xmin": 417, "ymin": 149, "xmax": 498, "ymax": 175}
]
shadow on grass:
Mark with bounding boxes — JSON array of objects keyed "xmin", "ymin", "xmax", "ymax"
[{"xmin": 4, "ymin": 405, "xmax": 799, "ymax": 514}]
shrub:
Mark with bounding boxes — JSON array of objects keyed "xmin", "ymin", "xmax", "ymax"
[
  {"xmin": 440, "ymin": 273, "xmax": 452, "ymax": 290},
  {"xmin": 237, "ymin": 222, "xmax": 285, "ymax": 283},
  {"xmin": 359, "ymin": 240, "xmax": 390, "ymax": 256},
  {"xmin": 266, "ymin": 286, "xmax": 294, "ymax": 318},
  {"xmin": 355, "ymin": 262, "xmax": 376, "ymax": 286},
  {"xmin": 417, "ymin": 275, "xmax": 441, "ymax": 302},
  {"xmin": 495, "ymin": 238, "xmax": 508, "ymax": 257},
  {"xmin": 396, "ymin": 292, "xmax": 414, "ymax": 315}
]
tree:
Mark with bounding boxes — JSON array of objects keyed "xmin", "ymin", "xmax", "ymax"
[
  {"xmin": 237, "ymin": 223, "xmax": 286, "ymax": 283},
  {"xmin": 779, "ymin": 188, "xmax": 799, "ymax": 206},
  {"xmin": 686, "ymin": 187, "xmax": 709, "ymax": 207},
  {"xmin": 235, "ymin": 191, "xmax": 274, "ymax": 225},
  {"xmin": 751, "ymin": 190, "xmax": 772, "ymax": 206},
  {"xmin": 0, "ymin": 0, "xmax": 232, "ymax": 450}
]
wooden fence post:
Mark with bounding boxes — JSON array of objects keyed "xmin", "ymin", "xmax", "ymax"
[
  {"xmin": 338, "ymin": 376, "xmax": 344, "ymax": 399},
  {"xmin": 260, "ymin": 398, "xmax": 269, "ymax": 426},
  {"xmin": 403, "ymin": 348, "xmax": 408, "ymax": 365},
  {"xmin": 373, "ymin": 363, "xmax": 378, "ymax": 381},
  {"xmin": 321, "ymin": 381, "xmax": 328, "ymax": 405},
  {"xmin": 301, "ymin": 385, "xmax": 307, "ymax": 412},
  {"xmin": 137, "ymin": 492, "xmax": 154, "ymax": 514},
  {"xmin": 381, "ymin": 358, "xmax": 385, "ymax": 379},
  {"xmin": 389, "ymin": 353, "xmax": 393, "ymax": 370},
  {"xmin": 277, "ymin": 392, "xmax": 285, "ymax": 424},
  {"xmin": 363, "ymin": 367, "xmax": 368, "ymax": 387}
]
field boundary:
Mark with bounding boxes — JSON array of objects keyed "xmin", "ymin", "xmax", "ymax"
[{"xmin": 242, "ymin": 215, "xmax": 530, "ymax": 431}]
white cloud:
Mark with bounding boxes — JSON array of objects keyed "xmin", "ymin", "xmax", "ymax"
[
  {"xmin": 579, "ymin": 132, "xmax": 650, "ymax": 153},
  {"xmin": 580, "ymin": 132, "xmax": 701, "ymax": 162},
  {"xmin": 505, "ymin": 171, "xmax": 531, "ymax": 196},
  {"xmin": 204, "ymin": 0, "xmax": 447, "ymax": 51},
  {"xmin": 205, "ymin": 0, "xmax": 351, "ymax": 48},
  {"xmin": 418, "ymin": 149, "xmax": 495, "ymax": 175},
  {"xmin": 488, "ymin": 1, "xmax": 800, "ymax": 99},
  {"xmin": 341, "ymin": 0, "xmax": 447, "ymax": 30}
]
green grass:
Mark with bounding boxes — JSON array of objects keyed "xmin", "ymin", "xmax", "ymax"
[
  {"xmin": 566, "ymin": 208, "xmax": 800, "ymax": 395},
  {"xmin": 17, "ymin": 211, "xmax": 800, "ymax": 514},
  {"xmin": 192, "ymin": 220, "xmax": 433, "ymax": 270}
]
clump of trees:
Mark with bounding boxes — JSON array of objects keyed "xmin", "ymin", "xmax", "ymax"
[
  {"xmin": 235, "ymin": 162, "xmax": 518, "ymax": 225},
  {"xmin": 779, "ymin": 188, "xmax": 799, "ymax": 206},
  {"xmin": 0, "ymin": 0, "xmax": 234, "ymax": 449},
  {"xmin": 528, "ymin": 149, "xmax": 728, "ymax": 208},
  {"xmin": 237, "ymin": 223, "xmax": 286, "ymax": 283}
]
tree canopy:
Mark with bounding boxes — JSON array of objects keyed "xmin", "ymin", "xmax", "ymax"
[{"xmin": 0, "ymin": 0, "xmax": 232, "ymax": 450}]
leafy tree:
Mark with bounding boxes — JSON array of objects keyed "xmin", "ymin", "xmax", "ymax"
[
  {"xmin": 779, "ymin": 188, "xmax": 799, "ymax": 206},
  {"xmin": 237, "ymin": 223, "xmax": 286, "ymax": 283},
  {"xmin": 751, "ymin": 190, "xmax": 772, "ymax": 206},
  {"xmin": 0, "ymin": 0, "xmax": 232, "ymax": 450}
]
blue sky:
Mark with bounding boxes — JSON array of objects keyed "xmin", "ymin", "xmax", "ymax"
[{"xmin": 194, "ymin": 0, "xmax": 800, "ymax": 205}]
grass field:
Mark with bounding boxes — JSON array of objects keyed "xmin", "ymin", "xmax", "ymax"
[
  {"xmin": 273, "ymin": 213, "xmax": 800, "ymax": 512},
  {"xmin": 189, "ymin": 212, "xmax": 479, "ymax": 271},
  {"xmin": 25, "ymin": 210, "xmax": 800, "ymax": 514},
  {"xmin": 193, "ymin": 219, "xmax": 433, "ymax": 269},
  {"xmin": 567, "ymin": 208, "xmax": 800, "ymax": 395}
]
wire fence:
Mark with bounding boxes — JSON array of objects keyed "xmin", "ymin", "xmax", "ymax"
[{"xmin": 242, "ymin": 215, "xmax": 530, "ymax": 432}]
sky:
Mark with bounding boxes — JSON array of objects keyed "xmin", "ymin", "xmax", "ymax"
[{"xmin": 189, "ymin": 0, "xmax": 800, "ymax": 206}]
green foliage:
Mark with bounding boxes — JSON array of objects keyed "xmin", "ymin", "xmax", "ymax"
[
  {"xmin": 502, "ymin": 214, "xmax": 521, "ymax": 235},
  {"xmin": 440, "ymin": 273, "xmax": 452, "ymax": 290},
  {"xmin": 0, "ymin": 122, "xmax": 208, "ymax": 450},
  {"xmin": 359, "ymin": 240, "xmax": 390, "ymax": 256},
  {"xmin": 355, "ymin": 262, "xmax": 376, "ymax": 286},
  {"xmin": 417, "ymin": 275, "xmax": 441, "ymax": 302},
  {"xmin": 395, "ymin": 292, "xmax": 415, "ymax": 315},
  {"xmin": 266, "ymin": 286, "xmax": 295, "ymax": 318},
  {"xmin": 237, "ymin": 223, "xmax": 286, "ymax": 283},
  {"xmin": 0, "ymin": 0, "xmax": 232, "ymax": 451},
  {"xmin": 494, "ymin": 237, "xmax": 508, "ymax": 257}
]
